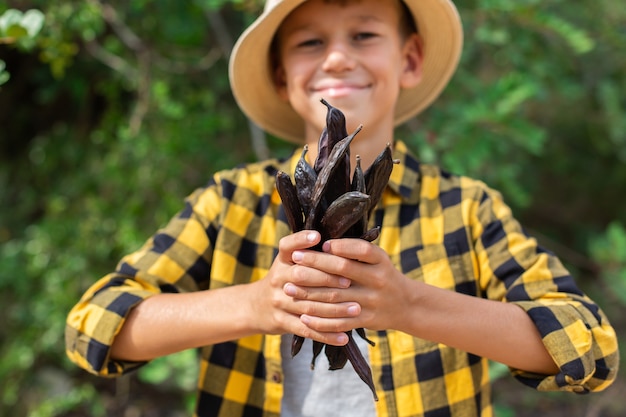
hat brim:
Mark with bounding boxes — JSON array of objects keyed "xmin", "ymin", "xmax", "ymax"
[{"xmin": 229, "ymin": 0, "xmax": 463, "ymax": 144}]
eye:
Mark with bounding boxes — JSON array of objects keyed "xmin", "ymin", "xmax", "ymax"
[
  {"xmin": 354, "ymin": 32, "xmax": 377, "ymax": 41},
  {"xmin": 297, "ymin": 38, "xmax": 323, "ymax": 48}
]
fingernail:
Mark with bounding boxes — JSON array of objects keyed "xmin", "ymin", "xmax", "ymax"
[
  {"xmin": 284, "ymin": 283, "xmax": 296, "ymax": 296},
  {"xmin": 322, "ymin": 241, "xmax": 331, "ymax": 252},
  {"xmin": 347, "ymin": 305, "xmax": 359, "ymax": 315},
  {"xmin": 292, "ymin": 251, "xmax": 303, "ymax": 262},
  {"xmin": 307, "ymin": 232, "xmax": 317, "ymax": 242},
  {"xmin": 300, "ymin": 315, "xmax": 311, "ymax": 325},
  {"xmin": 339, "ymin": 277, "xmax": 351, "ymax": 288},
  {"xmin": 337, "ymin": 333, "xmax": 348, "ymax": 344}
]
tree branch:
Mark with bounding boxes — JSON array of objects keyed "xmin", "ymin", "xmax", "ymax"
[
  {"xmin": 204, "ymin": 7, "xmax": 269, "ymax": 160},
  {"xmin": 84, "ymin": 40, "xmax": 137, "ymax": 79}
]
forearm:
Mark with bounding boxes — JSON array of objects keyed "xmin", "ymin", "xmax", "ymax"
[
  {"xmin": 400, "ymin": 281, "xmax": 559, "ymax": 375},
  {"xmin": 110, "ymin": 284, "xmax": 258, "ymax": 362}
]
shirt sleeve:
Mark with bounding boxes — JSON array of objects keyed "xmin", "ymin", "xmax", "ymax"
[
  {"xmin": 65, "ymin": 184, "xmax": 220, "ymax": 377},
  {"xmin": 472, "ymin": 184, "xmax": 619, "ymax": 393}
]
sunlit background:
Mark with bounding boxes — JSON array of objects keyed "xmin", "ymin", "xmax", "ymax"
[{"xmin": 0, "ymin": 0, "xmax": 624, "ymax": 415}]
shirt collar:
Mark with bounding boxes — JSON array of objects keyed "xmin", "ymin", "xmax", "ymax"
[
  {"xmin": 281, "ymin": 139, "xmax": 420, "ymax": 201},
  {"xmin": 388, "ymin": 140, "xmax": 421, "ymax": 200}
]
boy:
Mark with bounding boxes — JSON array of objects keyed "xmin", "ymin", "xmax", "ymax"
[{"xmin": 65, "ymin": 0, "xmax": 619, "ymax": 416}]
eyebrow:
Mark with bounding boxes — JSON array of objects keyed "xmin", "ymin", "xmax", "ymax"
[{"xmin": 286, "ymin": 14, "xmax": 384, "ymax": 33}]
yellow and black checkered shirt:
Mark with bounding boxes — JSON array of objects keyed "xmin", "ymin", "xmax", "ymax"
[{"xmin": 66, "ymin": 140, "xmax": 618, "ymax": 417}]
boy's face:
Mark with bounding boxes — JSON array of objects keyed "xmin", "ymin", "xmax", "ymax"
[{"xmin": 273, "ymin": 0, "xmax": 422, "ymax": 142}]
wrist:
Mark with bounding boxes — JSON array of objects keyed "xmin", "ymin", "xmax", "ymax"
[{"xmin": 394, "ymin": 280, "xmax": 432, "ymax": 336}]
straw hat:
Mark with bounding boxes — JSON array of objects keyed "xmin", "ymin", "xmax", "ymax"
[{"xmin": 229, "ymin": 0, "xmax": 463, "ymax": 144}]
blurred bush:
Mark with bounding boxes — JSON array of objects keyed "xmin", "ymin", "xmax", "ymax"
[{"xmin": 0, "ymin": 0, "xmax": 624, "ymax": 415}]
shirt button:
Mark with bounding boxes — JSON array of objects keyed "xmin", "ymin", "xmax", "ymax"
[{"xmin": 271, "ymin": 372, "xmax": 282, "ymax": 383}]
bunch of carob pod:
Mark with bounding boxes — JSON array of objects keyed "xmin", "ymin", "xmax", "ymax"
[{"xmin": 275, "ymin": 98, "xmax": 399, "ymax": 401}]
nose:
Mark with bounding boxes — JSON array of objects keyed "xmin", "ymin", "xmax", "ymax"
[{"xmin": 321, "ymin": 42, "xmax": 356, "ymax": 73}]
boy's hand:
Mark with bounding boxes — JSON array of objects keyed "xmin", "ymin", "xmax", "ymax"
[
  {"xmin": 286, "ymin": 238, "xmax": 413, "ymax": 334},
  {"xmin": 251, "ymin": 230, "xmax": 360, "ymax": 346}
]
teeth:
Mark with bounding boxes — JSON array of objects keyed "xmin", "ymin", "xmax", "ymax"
[{"xmin": 276, "ymin": 98, "xmax": 394, "ymax": 401}]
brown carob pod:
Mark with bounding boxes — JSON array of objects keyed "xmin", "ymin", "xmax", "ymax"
[
  {"xmin": 344, "ymin": 331, "xmax": 379, "ymax": 401},
  {"xmin": 320, "ymin": 191, "xmax": 370, "ymax": 239},
  {"xmin": 355, "ymin": 327, "xmax": 376, "ymax": 346},
  {"xmin": 291, "ymin": 335, "xmax": 305, "ymax": 357},
  {"xmin": 294, "ymin": 146, "xmax": 317, "ymax": 216},
  {"xmin": 275, "ymin": 99, "xmax": 396, "ymax": 401},
  {"xmin": 360, "ymin": 226, "xmax": 381, "ymax": 242},
  {"xmin": 311, "ymin": 340, "xmax": 324, "ymax": 370},
  {"xmin": 324, "ymin": 344, "xmax": 349, "ymax": 370},
  {"xmin": 346, "ymin": 155, "xmax": 369, "ymax": 237},
  {"xmin": 363, "ymin": 143, "xmax": 395, "ymax": 219},
  {"xmin": 305, "ymin": 125, "xmax": 362, "ymax": 230},
  {"xmin": 314, "ymin": 98, "xmax": 348, "ymax": 174},
  {"xmin": 351, "ymin": 155, "xmax": 366, "ymax": 194},
  {"xmin": 316, "ymin": 98, "xmax": 351, "ymax": 203},
  {"xmin": 275, "ymin": 170, "xmax": 304, "ymax": 232}
]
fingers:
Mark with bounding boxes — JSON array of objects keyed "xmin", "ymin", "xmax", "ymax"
[
  {"xmin": 289, "ymin": 256, "xmax": 352, "ymax": 289},
  {"xmin": 274, "ymin": 235, "xmax": 386, "ymax": 344},
  {"xmin": 275, "ymin": 290, "xmax": 358, "ymax": 346},
  {"xmin": 284, "ymin": 283, "xmax": 360, "ymax": 313},
  {"xmin": 321, "ymin": 238, "xmax": 385, "ymax": 264},
  {"xmin": 291, "ymin": 241, "xmax": 378, "ymax": 284},
  {"xmin": 289, "ymin": 311, "xmax": 356, "ymax": 346},
  {"xmin": 300, "ymin": 314, "xmax": 357, "ymax": 339},
  {"xmin": 293, "ymin": 324, "xmax": 349, "ymax": 346},
  {"xmin": 278, "ymin": 230, "xmax": 321, "ymax": 257}
]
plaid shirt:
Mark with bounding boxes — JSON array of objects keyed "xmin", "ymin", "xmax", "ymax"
[{"xmin": 66, "ymin": 140, "xmax": 618, "ymax": 417}]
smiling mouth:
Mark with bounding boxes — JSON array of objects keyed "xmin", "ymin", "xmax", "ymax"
[{"xmin": 315, "ymin": 84, "xmax": 368, "ymax": 98}]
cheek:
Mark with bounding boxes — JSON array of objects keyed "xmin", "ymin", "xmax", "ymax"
[
  {"xmin": 274, "ymin": 67, "xmax": 289, "ymax": 101},
  {"xmin": 284, "ymin": 62, "xmax": 312, "ymax": 89},
  {"xmin": 377, "ymin": 61, "xmax": 404, "ymax": 96}
]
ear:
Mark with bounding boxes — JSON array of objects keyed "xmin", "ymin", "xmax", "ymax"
[
  {"xmin": 273, "ymin": 65, "xmax": 290, "ymax": 101},
  {"xmin": 399, "ymin": 33, "xmax": 423, "ymax": 89}
]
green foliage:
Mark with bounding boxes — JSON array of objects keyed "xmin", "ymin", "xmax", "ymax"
[
  {"xmin": 0, "ymin": 8, "xmax": 45, "ymax": 43},
  {"xmin": 589, "ymin": 222, "xmax": 626, "ymax": 305},
  {"xmin": 0, "ymin": 8, "xmax": 44, "ymax": 84},
  {"xmin": 0, "ymin": 0, "xmax": 624, "ymax": 415},
  {"xmin": 138, "ymin": 350, "xmax": 198, "ymax": 390},
  {"xmin": 0, "ymin": 58, "xmax": 8, "ymax": 84},
  {"xmin": 27, "ymin": 382, "xmax": 105, "ymax": 417}
]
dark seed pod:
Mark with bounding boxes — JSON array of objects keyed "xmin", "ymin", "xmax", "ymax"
[
  {"xmin": 311, "ymin": 341, "xmax": 324, "ymax": 370},
  {"xmin": 344, "ymin": 331, "xmax": 379, "ymax": 401},
  {"xmin": 351, "ymin": 155, "xmax": 366, "ymax": 193},
  {"xmin": 325, "ymin": 344, "xmax": 348, "ymax": 370},
  {"xmin": 314, "ymin": 98, "xmax": 348, "ymax": 173},
  {"xmin": 320, "ymin": 191, "xmax": 370, "ymax": 239},
  {"xmin": 291, "ymin": 335, "xmax": 305, "ymax": 357},
  {"xmin": 363, "ymin": 143, "xmax": 394, "ymax": 218},
  {"xmin": 360, "ymin": 226, "xmax": 381, "ymax": 242},
  {"xmin": 294, "ymin": 146, "xmax": 317, "ymax": 216},
  {"xmin": 321, "ymin": 98, "xmax": 348, "ymax": 147},
  {"xmin": 275, "ymin": 100, "xmax": 396, "ymax": 402},
  {"xmin": 348, "ymin": 155, "xmax": 368, "ymax": 236},
  {"xmin": 306, "ymin": 125, "xmax": 362, "ymax": 229},
  {"xmin": 313, "ymin": 127, "xmax": 329, "ymax": 175},
  {"xmin": 317, "ymin": 98, "xmax": 350, "ymax": 202},
  {"xmin": 276, "ymin": 171, "xmax": 304, "ymax": 232},
  {"xmin": 355, "ymin": 327, "xmax": 376, "ymax": 346}
]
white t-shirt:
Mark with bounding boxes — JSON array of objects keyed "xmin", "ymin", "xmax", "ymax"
[{"xmin": 280, "ymin": 334, "xmax": 377, "ymax": 416}]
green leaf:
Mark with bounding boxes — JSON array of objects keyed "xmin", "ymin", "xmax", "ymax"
[
  {"xmin": 0, "ymin": 8, "xmax": 44, "ymax": 44},
  {"xmin": 536, "ymin": 12, "xmax": 595, "ymax": 54},
  {"xmin": 0, "ymin": 9, "xmax": 23, "ymax": 34},
  {"xmin": 4, "ymin": 24, "xmax": 27, "ymax": 39},
  {"xmin": 0, "ymin": 59, "xmax": 9, "ymax": 86},
  {"xmin": 21, "ymin": 9, "xmax": 45, "ymax": 38}
]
